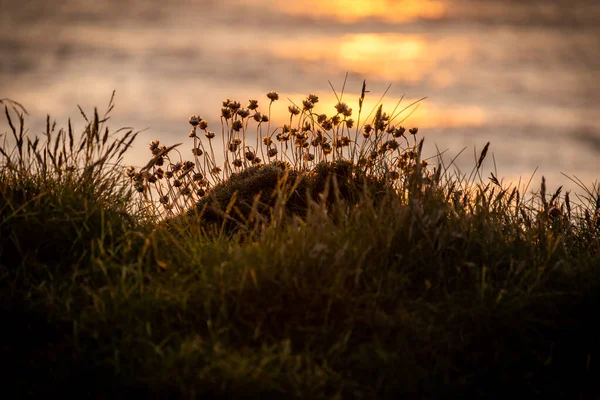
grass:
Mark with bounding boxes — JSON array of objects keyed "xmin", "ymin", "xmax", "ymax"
[{"xmin": 1, "ymin": 83, "xmax": 600, "ymax": 399}]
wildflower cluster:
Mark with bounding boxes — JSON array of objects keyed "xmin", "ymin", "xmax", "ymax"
[{"xmin": 127, "ymin": 83, "xmax": 433, "ymax": 219}]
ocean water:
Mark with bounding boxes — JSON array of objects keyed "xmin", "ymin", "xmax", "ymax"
[{"xmin": 1, "ymin": 0, "xmax": 598, "ymax": 194}]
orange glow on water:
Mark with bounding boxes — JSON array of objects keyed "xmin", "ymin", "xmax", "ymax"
[
  {"xmin": 270, "ymin": 33, "xmax": 471, "ymax": 85},
  {"xmin": 265, "ymin": 0, "xmax": 447, "ymax": 23}
]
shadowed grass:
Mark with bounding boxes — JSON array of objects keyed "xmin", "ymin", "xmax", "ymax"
[{"xmin": 1, "ymin": 89, "xmax": 600, "ymax": 399}]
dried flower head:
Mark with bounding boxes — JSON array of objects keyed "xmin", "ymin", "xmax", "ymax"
[
  {"xmin": 211, "ymin": 166, "xmax": 222, "ymax": 175},
  {"xmin": 228, "ymin": 141, "xmax": 239, "ymax": 152},
  {"xmin": 231, "ymin": 120, "xmax": 243, "ymax": 132},
  {"xmin": 409, "ymin": 127, "xmax": 419, "ymax": 135},
  {"xmin": 149, "ymin": 139, "xmax": 160, "ymax": 152},
  {"xmin": 263, "ymin": 137, "xmax": 273, "ymax": 146},
  {"xmin": 232, "ymin": 159, "xmax": 243, "ymax": 168},
  {"xmin": 173, "ymin": 179, "xmax": 182, "ymax": 188},
  {"xmin": 335, "ymin": 102, "xmax": 352, "ymax": 117},
  {"xmin": 247, "ymin": 99, "xmax": 259, "ymax": 110},
  {"xmin": 302, "ymin": 99, "xmax": 314, "ymax": 110},
  {"xmin": 266, "ymin": 91, "xmax": 279, "ymax": 101},
  {"xmin": 196, "ymin": 188, "xmax": 205, "ymax": 197},
  {"xmin": 189, "ymin": 129, "xmax": 197, "ymax": 138},
  {"xmin": 189, "ymin": 115, "xmax": 201, "ymax": 126},
  {"xmin": 245, "ymin": 151, "xmax": 255, "ymax": 161},
  {"xmin": 228, "ymin": 101, "xmax": 241, "ymax": 111},
  {"xmin": 237, "ymin": 108, "xmax": 250, "ymax": 118},
  {"xmin": 192, "ymin": 147, "xmax": 203, "ymax": 156},
  {"xmin": 199, "ymin": 120, "xmax": 208, "ymax": 130},
  {"xmin": 261, "ymin": 114, "xmax": 269, "ymax": 122},
  {"xmin": 126, "ymin": 166, "xmax": 136, "ymax": 178},
  {"xmin": 393, "ymin": 127, "xmax": 406, "ymax": 138},
  {"xmin": 288, "ymin": 105, "xmax": 301, "ymax": 116},
  {"xmin": 205, "ymin": 131, "xmax": 216, "ymax": 139},
  {"xmin": 221, "ymin": 107, "xmax": 232, "ymax": 119},
  {"xmin": 307, "ymin": 93, "xmax": 319, "ymax": 104},
  {"xmin": 253, "ymin": 112, "xmax": 262, "ymax": 122},
  {"xmin": 267, "ymin": 148, "xmax": 278, "ymax": 157},
  {"xmin": 346, "ymin": 119, "xmax": 354, "ymax": 129},
  {"xmin": 317, "ymin": 114, "xmax": 327, "ymax": 124}
]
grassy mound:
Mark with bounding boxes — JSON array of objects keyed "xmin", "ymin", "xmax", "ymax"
[{"xmin": 2, "ymin": 90, "xmax": 600, "ymax": 399}]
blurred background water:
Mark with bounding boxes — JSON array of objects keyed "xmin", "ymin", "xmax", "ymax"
[{"xmin": 1, "ymin": 0, "xmax": 598, "ymax": 193}]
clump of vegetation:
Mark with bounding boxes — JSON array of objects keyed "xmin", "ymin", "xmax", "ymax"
[
  {"xmin": 1, "ymin": 81, "xmax": 600, "ymax": 399},
  {"xmin": 127, "ymin": 80, "xmax": 433, "ymax": 234}
]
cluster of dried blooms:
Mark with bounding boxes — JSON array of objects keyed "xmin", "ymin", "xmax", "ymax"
[{"xmin": 126, "ymin": 86, "xmax": 430, "ymax": 219}]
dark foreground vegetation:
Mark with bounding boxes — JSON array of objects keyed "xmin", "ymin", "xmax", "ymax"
[{"xmin": 1, "ymin": 86, "xmax": 599, "ymax": 399}]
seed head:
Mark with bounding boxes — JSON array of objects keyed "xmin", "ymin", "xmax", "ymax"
[
  {"xmin": 267, "ymin": 148, "xmax": 278, "ymax": 157},
  {"xmin": 211, "ymin": 166, "xmax": 222, "ymax": 175},
  {"xmin": 192, "ymin": 147, "xmax": 203, "ymax": 156},
  {"xmin": 205, "ymin": 131, "xmax": 216, "ymax": 139},
  {"xmin": 189, "ymin": 129, "xmax": 197, "ymax": 138},
  {"xmin": 247, "ymin": 99, "xmax": 259, "ymax": 110},
  {"xmin": 245, "ymin": 151, "xmax": 255, "ymax": 161},
  {"xmin": 237, "ymin": 108, "xmax": 250, "ymax": 118},
  {"xmin": 126, "ymin": 166, "xmax": 136, "ymax": 178},
  {"xmin": 266, "ymin": 91, "xmax": 279, "ymax": 101},
  {"xmin": 317, "ymin": 114, "xmax": 327, "ymax": 124},
  {"xmin": 193, "ymin": 172, "xmax": 204, "ymax": 181},
  {"xmin": 307, "ymin": 94, "xmax": 319, "ymax": 104},
  {"xmin": 189, "ymin": 115, "xmax": 201, "ymax": 126},
  {"xmin": 221, "ymin": 107, "xmax": 232, "ymax": 119},
  {"xmin": 288, "ymin": 105, "xmax": 301, "ymax": 116},
  {"xmin": 196, "ymin": 188, "xmax": 205, "ymax": 197},
  {"xmin": 228, "ymin": 101, "xmax": 241, "ymax": 111},
  {"xmin": 346, "ymin": 119, "xmax": 354, "ymax": 129},
  {"xmin": 232, "ymin": 159, "xmax": 243, "ymax": 168},
  {"xmin": 304, "ymin": 153, "xmax": 315, "ymax": 161},
  {"xmin": 149, "ymin": 139, "xmax": 160, "ymax": 152},
  {"xmin": 263, "ymin": 137, "xmax": 273, "ymax": 146},
  {"xmin": 253, "ymin": 112, "xmax": 262, "ymax": 122},
  {"xmin": 155, "ymin": 168, "xmax": 164, "ymax": 179},
  {"xmin": 231, "ymin": 120, "xmax": 243, "ymax": 132},
  {"xmin": 159, "ymin": 195, "xmax": 169, "ymax": 204},
  {"xmin": 302, "ymin": 99, "xmax": 314, "ymax": 110},
  {"xmin": 173, "ymin": 179, "xmax": 182, "ymax": 188},
  {"xmin": 199, "ymin": 120, "xmax": 208, "ymax": 130},
  {"xmin": 409, "ymin": 127, "xmax": 419, "ymax": 135},
  {"xmin": 165, "ymin": 170, "xmax": 174, "ymax": 179},
  {"xmin": 261, "ymin": 114, "xmax": 269, "ymax": 122},
  {"xmin": 393, "ymin": 127, "xmax": 406, "ymax": 138},
  {"xmin": 321, "ymin": 119, "xmax": 333, "ymax": 130},
  {"xmin": 228, "ymin": 141, "xmax": 239, "ymax": 152}
]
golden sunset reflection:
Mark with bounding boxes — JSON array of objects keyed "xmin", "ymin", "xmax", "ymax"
[
  {"xmin": 270, "ymin": 34, "xmax": 471, "ymax": 86},
  {"xmin": 255, "ymin": 0, "xmax": 447, "ymax": 23}
]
